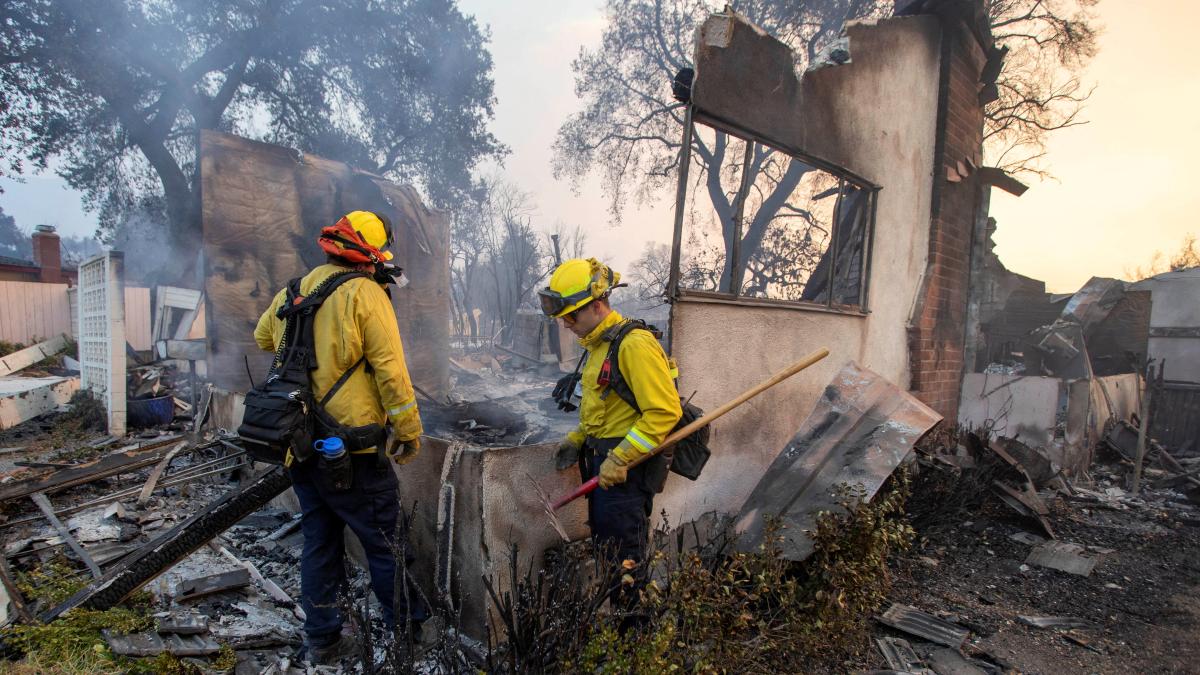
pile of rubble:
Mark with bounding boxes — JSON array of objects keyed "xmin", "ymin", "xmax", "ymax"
[
  {"xmin": 0, "ymin": 430, "xmax": 325, "ymax": 672},
  {"xmin": 852, "ymin": 422, "xmax": 1200, "ymax": 673}
]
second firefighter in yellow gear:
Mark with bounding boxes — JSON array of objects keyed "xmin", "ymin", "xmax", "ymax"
[
  {"xmin": 564, "ymin": 309, "xmax": 682, "ymax": 485},
  {"xmin": 542, "ymin": 257, "xmax": 681, "ymax": 624}
]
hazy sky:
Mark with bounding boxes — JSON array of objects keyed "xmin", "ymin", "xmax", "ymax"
[
  {"xmin": 1, "ymin": 0, "xmax": 1194, "ymax": 293},
  {"xmin": 988, "ymin": 0, "xmax": 1199, "ymax": 291}
]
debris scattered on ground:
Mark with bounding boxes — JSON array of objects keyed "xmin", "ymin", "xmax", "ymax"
[
  {"xmin": 1025, "ymin": 540, "xmax": 1109, "ymax": 577},
  {"xmin": 1016, "ymin": 615, "xmax": 1090, "ymax": 630},
  {"xmin": 877, "ymin": 603, "xmax": 970, "ymax": 648}
]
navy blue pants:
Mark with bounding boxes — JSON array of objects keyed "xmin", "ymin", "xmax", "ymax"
[
  {"xmin": 583, "ymin": 448, "xmax": 654, "ymax": 610},
  {"xmin": 289, "ymin": 454, "xmax": 428, "ymax": 647}
]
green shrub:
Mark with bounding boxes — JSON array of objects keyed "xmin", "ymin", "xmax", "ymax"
[{"xmin": 567, "ymin": 473, "xmax": 914, "ymax": 673}]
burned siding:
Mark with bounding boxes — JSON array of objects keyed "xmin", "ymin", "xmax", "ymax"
[{"xmin": 198, "ymin": 130, "xmax": 450, "ymax": 396}]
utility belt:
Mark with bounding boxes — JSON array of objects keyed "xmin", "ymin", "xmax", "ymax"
[
  {"xmin": 290, "ymin": 415, "xmax": 389, "ymax": 493},
  {"xmin": 311, "ymin": 407, "xmax": 388, "ymax": 454},
  {"xmin": 285, "ymin": 408, "xmax": 389, "ymax": 477},
  {"xmin": 580, "ymin": 435, "xmax": 670, "ymax": 495}
]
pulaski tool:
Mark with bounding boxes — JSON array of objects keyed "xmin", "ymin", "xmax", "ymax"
[{"xmin": 537, "ymin": 348, "xmax": 830, "ymax": 538}]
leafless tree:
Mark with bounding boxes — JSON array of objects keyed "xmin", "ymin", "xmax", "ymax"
[
  {"xmin": 553, "ymin": 0, "xmax": 890, "ymax": 296},
  {"xmin": 629, "ymin": 241, "xmax": 673, "ymax": 307},
  {"xmin": 1128, "ymin": 233, "xmax": 1200, "ymax": 281},
  {"xmin": 450, "ymin": 181, "xmax": 491, "ymax": 337},
  {"xmin": 544, "ymin": 220, "xmax": 589, "ymax": 265},
  {"xmin": 985, "ymin": 0, "xmax": 1101, "ymax": 179},
  {"xmin": 471, "ymin": 177, "xmax": 551, "ymax": 341}
]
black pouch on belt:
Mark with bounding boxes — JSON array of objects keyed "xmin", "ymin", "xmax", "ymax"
[{"xmin": 320, "ymin": 451, "xmax": 354, "ymax": 492}]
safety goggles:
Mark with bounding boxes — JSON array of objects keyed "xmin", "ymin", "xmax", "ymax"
[{"xmin": 537, "ymin": 287, "xmax": 592, "ymax": 318}]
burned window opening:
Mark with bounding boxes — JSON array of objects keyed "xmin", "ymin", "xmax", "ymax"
[{"xmin": 667, "ymin": 115, "xmax": 878, "ymax": 313}]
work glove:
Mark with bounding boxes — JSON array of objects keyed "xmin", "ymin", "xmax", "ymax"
[
  {"xmin": 555, "ymin": 437, "xmax": 581, "ymax": 471},
  {"xmin": 386, "ymin": 436, "xmax": 421, "ymax": 465},
  {"xmin": 598, "ymin": 454, "xmax": 629, "ymax": 489}
]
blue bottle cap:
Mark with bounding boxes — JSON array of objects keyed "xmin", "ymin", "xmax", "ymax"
[{"xmin": 314, "ymin": 437, "xmax": 344, "ymax": 455}]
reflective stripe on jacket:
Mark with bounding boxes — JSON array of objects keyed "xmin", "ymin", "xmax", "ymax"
[
  {"xmin": 253, "ymin": 264, "xmax": 423, "ymax": 444},
  {"xmin": 567, "ymin": 311, "xmax": 681, "ymax": 462}
]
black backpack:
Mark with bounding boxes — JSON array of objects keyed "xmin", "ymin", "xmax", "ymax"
[
  {"xmin": 553, "ymin": 319, "xmax": 711, "ymax": 484},
  {"xmin": 238, "ymin": 271, "xmax": 385, "ymax": 465}
]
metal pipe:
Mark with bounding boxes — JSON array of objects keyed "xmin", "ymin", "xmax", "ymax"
[
  {"xmin": 861, "ymin": 189, "xmax": 880, "ymax": 311},
  {"xmin": 494, "ymin": 343, "xmax": 543, "ymax": 365},
  {"xmin": 666, "ymin": 105, "xmax": 695, "ymax": 304},
  {"xmin": 827, "ymin": 177, "xmax": 844, "ymax": 308}
]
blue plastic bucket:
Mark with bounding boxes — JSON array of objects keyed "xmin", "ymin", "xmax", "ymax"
[{"xmin": 127, "ymin": 394, "xmax": 175, "ymax": 428}]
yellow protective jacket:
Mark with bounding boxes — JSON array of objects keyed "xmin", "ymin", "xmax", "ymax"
[
  {"xmin": 253, "ymin": 264, "xmax": 423, "ymax": 451},
  {"xmin": 567, "ymin": 311, "xmax": 682, "ymax": 463}
]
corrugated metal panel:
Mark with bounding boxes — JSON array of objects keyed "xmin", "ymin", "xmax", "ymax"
[
  {"xmin": 877, "ymin": 603, "xmax": 969, "ymax": 648},
  {"xmin": 1154, "ymin": 382, "xmax": 1200, "ymax": 454},
  {"xmin": 735, "ymin": 361, "xmax": 942, "ymax": 561}
]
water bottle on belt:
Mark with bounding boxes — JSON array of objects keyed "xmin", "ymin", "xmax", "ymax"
[{"xmin": 314, "ymin": 437, "xmax": 353, "ymax": 491}]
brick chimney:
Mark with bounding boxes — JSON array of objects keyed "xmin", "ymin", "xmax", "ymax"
[{"xmin": 31, "ymin": 224, "xmax": 63, "ymax": 284}]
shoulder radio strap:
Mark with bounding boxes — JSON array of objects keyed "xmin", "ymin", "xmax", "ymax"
[{"xmin": 602, "ymin": 319, "xmax": 663, "ymax": 416}]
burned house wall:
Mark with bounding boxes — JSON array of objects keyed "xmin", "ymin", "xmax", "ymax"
[
  {"xmin": 198, "ymin": 130, "xmax": 450, "ymax": 397},
  {"xmin": 906, "ymin": 15, "xmax": 990, "ymax": 421},
  {"xmin": 662, "ymin": 15, "xmax": 944, "ymax": 529},
  {"xmin": 389, "ymin": 439, "xmax": 589, "ymax": 638},
  {"xmin": 968, "ymin": 235, "xmax": 1062, "ymax": 371},
  {"xmin": 1087, "ymin": 290, "xmax": 1151, "ymax": 376}
]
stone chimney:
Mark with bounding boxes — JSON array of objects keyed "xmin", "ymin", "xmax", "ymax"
[{"xmin": 31, "ymin": 224, "xmax": 63, "ymax": 284}]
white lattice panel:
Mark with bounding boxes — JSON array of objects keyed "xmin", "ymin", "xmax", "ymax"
[{"xmin": 78, "ymin": 252, "xmax": 126, "ymax": 436}]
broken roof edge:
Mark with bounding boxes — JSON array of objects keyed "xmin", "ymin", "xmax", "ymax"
[
  {"xmin": 197, "ymin": 129, "xmax": 446, "ymax": 219},
  {"xmin": 1129, "ymin": 267, "xmax": 1200, "ymax": 286},
  {"xmin": 691, "ymin": 11, "xmax": 942, "ymax": 185},
  {"xmin": 895, "ymin": 0, "xmax": 996, "ymax": 54},
  {"xmin": 978, "ymin": 166, "xmax": 1028, "ymax": 197}
]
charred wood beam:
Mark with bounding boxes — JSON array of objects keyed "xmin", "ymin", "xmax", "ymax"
[{"xmin": 40, "ymin": 467, "xmax": 291, "ymax": 622}]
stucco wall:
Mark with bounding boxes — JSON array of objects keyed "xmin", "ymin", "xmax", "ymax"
[
  {"xmin": 660, "ymin": 15, "xmax": 943, "ymax": 529},
  {"xmin": 1132, "ymin": 272, "xmax": 1200, "ymax": 382},
  {"xmin": 388, "ymin": 439, "xmax": 589, "ymax": 638}
]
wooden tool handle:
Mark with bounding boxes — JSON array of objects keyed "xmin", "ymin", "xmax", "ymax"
[{"xmin": 551, "ymin": 347, "xmax": 830, "ymax": 510}]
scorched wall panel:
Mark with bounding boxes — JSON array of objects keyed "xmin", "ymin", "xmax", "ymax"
[{"xmin": 199, "ymin": 131, "xmax": 449, "ymax": 396}]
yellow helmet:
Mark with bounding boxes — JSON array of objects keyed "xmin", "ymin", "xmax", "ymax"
[
  {"xmin": 538, "ymin": 258, "xmax": 621, "ymax": 318},
  {"xmin": 318, "ymin": 210, "xmax": 394, "ymax": 262}
]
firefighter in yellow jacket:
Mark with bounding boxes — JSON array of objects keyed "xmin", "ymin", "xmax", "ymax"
[
  {"xmin": 540, "ymin": 258, "xmax": 682, "ymax": 618},
  {"xmin": 254, "ymin": 211, "xmax": 426, "ymax": 663}
]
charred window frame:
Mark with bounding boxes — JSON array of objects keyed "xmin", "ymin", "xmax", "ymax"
[{"xmin": 666, "ymin": 107, "xmax": 879, "ymax": 315}]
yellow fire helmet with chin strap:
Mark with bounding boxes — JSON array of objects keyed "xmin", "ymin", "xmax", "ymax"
[{"xmin": 539, "ymin": 258, "xmax": 622, "ymax": 318}]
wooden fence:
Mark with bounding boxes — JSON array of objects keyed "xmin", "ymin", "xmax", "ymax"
[{"xmin": 0, "ymin": 280, "xmax": 151, "ymax": 350}]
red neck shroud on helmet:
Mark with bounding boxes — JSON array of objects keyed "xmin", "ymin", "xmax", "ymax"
[{"xmin": 318, "ymin": 217, "xmax": 386, "ymax": 264}]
